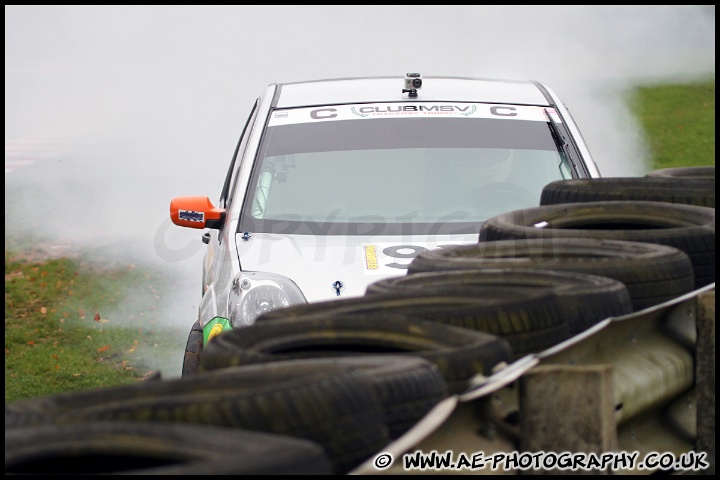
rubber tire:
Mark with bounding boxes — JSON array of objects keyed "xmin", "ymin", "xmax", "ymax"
[
  {"xmin": 540, "ymin": 177, "xmax": 715, "ymax": 208},
  {"xmin": 202, "ymin": 355, "xmax": 449, "ymax": 439},
  {"xmin": 201, "ymin": 313, "xmax": 513, "ymax": 394},
  {"xmin": 367, "ymin": 268, "xmax": 633, "ymax": 335},
  {"xmin": 181, "ymin": 320, "xmax": 204, "ymax": 377},
  {"xmin": 646, "ymin": 166, "xmax": 714, "ymax": 179},
  {"xmin": 5, "ymin": 363, "xmax": 391, "ymax": 475},
  {"xmin": 5, "ymin": 422, "xmax": 333, "ymax": 475},
  {"xmin": 478, "ymin": 200, "xmax": 715, "ymax": 289},
  {"xmin": 255, "ymin": 291, "xmax": 567, "ymax": 358},
  {"xmin": 253, "ymin": 292, "xmax": 562, "ymax": 359},
  {"xmin": 408, "ymin": 238, "xmax": 696, "ymax": 313}
]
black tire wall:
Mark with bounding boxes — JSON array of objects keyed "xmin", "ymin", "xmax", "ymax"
[
  {"xmin": 540, "ymin": 176, "xmax": 714, "ymax": 208},
  {"xmin": 254, "ymin": 291, "xmax": 558, "ymax": 358},
  {"xmin": 5, "ymin": 422, "xmax": 333, "ymax": 475},
  {"xmin": 478, "ymin": 201, "xmax": 714, "ymax": 289},
  {"xmin": 367, "ymin": 268, "xmax": 633, "ymax": 334},
  {"xmin": 645, "ymin": 166, "xmax": 714, "ymax": 179},
  {"xmin": 6, "ymin": 362, "xmax": 393, "ymax": 475},
  {"xmin": 201, "ymin": 314, "xmax": 512, "ymax": 394},
  {"xmin": 408, "ymin": 238, "xmax": 696, "ymax": 313}
]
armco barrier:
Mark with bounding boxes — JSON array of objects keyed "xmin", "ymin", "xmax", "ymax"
[{"xmin": 350, "ymin": 284, "xmax": 715, "ymax": 475}]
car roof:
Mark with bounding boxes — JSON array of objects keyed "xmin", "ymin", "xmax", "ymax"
[{"xmin": 273, "ymin": 76, "xmax": 554, "ymax": 109}]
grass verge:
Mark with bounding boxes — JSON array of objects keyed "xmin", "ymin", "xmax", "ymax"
[
  {"xmin": 628, "ymin": 78, "xmax": 715, "ymax": 169},
  {"xmin": 5, "ymin": 248, "xmax": 178, "ymax": 403}
]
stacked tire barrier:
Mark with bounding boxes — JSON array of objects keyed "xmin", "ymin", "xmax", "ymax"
[
  {"xmin": 406, "ymin": 239, "xmax": 694, "ymax": 317},
  {"xmin": 7, "ymin": 360, "xmax": 388, "ymax": 474},
  {"xmin": 202, "ymin": 313, "xmax": 513, "ymax": 394},
  {"xmin": 479, "ymin": 201, "xmax": 715, "ymax": 289},
  {"xmin": 5, "ymin": 422, "xmax": 334, "ymax": 475},
  {"xmin": 5, "ymin": 167, "xmax": 715, "ymax": 475}
]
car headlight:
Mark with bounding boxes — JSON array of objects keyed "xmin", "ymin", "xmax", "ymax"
[{"xmin": 228, "ymin": 272, "xmax": 306, "ymax": 327}]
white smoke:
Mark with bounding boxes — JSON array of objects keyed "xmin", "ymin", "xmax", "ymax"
[{"xmin": 5, "ymin": 5, "xmax": 715, "ymax": 377}]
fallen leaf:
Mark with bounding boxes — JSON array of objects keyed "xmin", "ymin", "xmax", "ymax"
[
  {"xmin": 27, "ymin": 341, "xmax": 35, "ymax": 346},
  {"xmin": 40, "ymin": 306, "xmax": 47, "ymax": 315},
  {"xmin": 52, "ymin": 354, "xmax": 59, "ymax": 359},
  {"xmin": 97, "ymin": 345, "xmax": 111, "ymax": 353},
  {"xmin": 94, "ymin": 313, "xmax": 101, "ymax": 322}
]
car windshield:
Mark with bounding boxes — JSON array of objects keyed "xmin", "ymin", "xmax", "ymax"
[{"xmin": 240, "ymin": 102, "xmax": 573, "ymax": 236}]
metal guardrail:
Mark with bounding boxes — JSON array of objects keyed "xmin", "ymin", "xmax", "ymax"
[{"xmin": 350, "ymin": 284, "xmax": 715, "ymax": 475}]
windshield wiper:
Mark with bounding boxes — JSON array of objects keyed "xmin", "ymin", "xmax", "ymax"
[{"xmin": 544, "ymin": 108, "xmax": 577, "ymax": 177}]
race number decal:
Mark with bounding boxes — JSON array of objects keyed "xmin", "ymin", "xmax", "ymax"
[{"xmin": 361, "ymin": 242, "xmax": 471, "ymax": 274}]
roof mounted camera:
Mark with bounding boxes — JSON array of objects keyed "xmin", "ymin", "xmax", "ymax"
[{"xmin": 402, "ymin": 73, "xmax": 422, "ymax": 98}]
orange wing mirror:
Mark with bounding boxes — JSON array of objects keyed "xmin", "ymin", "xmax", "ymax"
[{"xmin": 170, "ymin": 196, "xmax": 225, "ymax": 229}]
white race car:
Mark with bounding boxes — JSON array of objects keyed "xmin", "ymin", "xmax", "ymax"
[{"xmin": 170, "ymin": 73, "xmax": 601, "ymax": 374}]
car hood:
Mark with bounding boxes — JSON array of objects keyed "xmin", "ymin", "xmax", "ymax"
[{"xmin": 235, "ymin": 232, "xmax": 478, "ymax": 303}]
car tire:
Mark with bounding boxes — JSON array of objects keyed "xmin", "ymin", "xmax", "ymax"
[
  {"xmin": 408, "ymin": 238, "xmax": 695, "ymax": 313},
  {"xmin": 4, "ymin": 422, "xmax": 333, "ymax": 475},
  {"xmin": 645, "ymin": 166, "xmax": 714, "ymax": 179},
  {"xmin": 5, "ymin": 363, "xmax": 391, "ymax": 475},
  {"xmin": 539, "ymin": 177, "xmax": 715, "ymax": 208},
  {"xmin": 367, "ymin": 268, "xmax": 633, "ymax": 335},
  {"xmin": 201, "ymin": 313, "xmax": 513, "ymax": 394},
  {"xmin": 478, "ymin": 201, "xmax": 715, "ymax": 289},
  {"xmin": 181, "ymin": 320, "xmax": 204, "ymax": 377}
]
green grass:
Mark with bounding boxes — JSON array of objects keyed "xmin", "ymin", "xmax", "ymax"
[
  {"xmin": 5, "ymin": 249, "xmax": 177, "ymax": 402},
  {"xmin": 4, "ymin": 79, "xmax": 715, "ymax": 403},
  {"xmin": 628, "ymin": 79, "xmax": 715, "ymax": 170}
]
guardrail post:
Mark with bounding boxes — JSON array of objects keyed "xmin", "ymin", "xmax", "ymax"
[
  {"xmin": 696, "ymin": 290, "xmax": 715, "ymax": 474},
  {"xmin": 519, "ymin": 364, "xmax": 617, "ymax": 475}
]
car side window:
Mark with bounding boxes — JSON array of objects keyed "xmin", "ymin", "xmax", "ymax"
[{"xmin": 219, "ymin": 100, "xmax": 259, "ymax": 209}]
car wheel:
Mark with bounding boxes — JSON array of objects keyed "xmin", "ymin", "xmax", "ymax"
[
  {"xmin": 478, "ymin": 201, "xmax": 715, "ymax": 289},
  {"xmin": 367, "ymin": 267, "xmax": 633, "ymax": 335},
  {"xmin": 5, "ymin": 422, "xmax": 333, "ymax": 475},
  {"xmin": 5, "ymin": 363, "xmax": 391, "ymax": 475},
  {"xmin": 181, "ymin": 320, "xmax": 204, "ymax": 376},
  {"xmin": 540, "ymin": 177, "xmax": 715, "ymax": 208},
  {"xmin": 201, "ymin": 313, "xmax": 513, "ymax": 394},
  {"xmin": 409, "ymin": 238, "xmax": 695, "ymax": 313}
]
